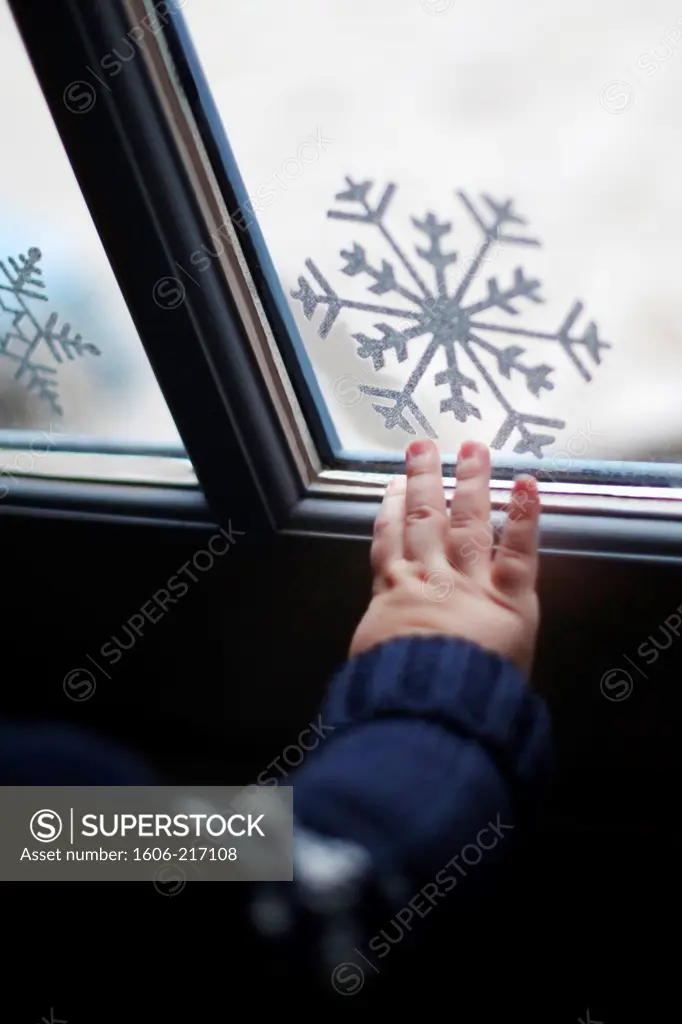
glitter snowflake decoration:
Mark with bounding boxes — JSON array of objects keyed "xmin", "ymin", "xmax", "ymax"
[
  {"xmin": 292, "ymin": 177, "xmax": 610, "ymax": 457},
  {"xmin": 0, "ymin": 247, "xmax": 100, "ymax": 415}
]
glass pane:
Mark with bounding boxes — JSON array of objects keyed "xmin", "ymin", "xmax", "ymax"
[
  {"xmin": 183, "ymin": 0, "xmax": 682, "ymax": 464},
  {"xmin": 0, "ymin": 2, "xmax": 181, "ymax": 446}
]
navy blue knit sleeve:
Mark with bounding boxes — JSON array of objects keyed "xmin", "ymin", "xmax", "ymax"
[
  {"xmin": 251, "ymin": 636, "xmax": 552, "ymax": 997},
  {"xmin": 293, "ymin": 635, "xmax": 552, "ymax": 879}
]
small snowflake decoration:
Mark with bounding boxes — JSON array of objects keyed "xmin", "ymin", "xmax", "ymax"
[
  {"xmin": 292, "ymin": 177, "xmax": 610, "ymax": 457},
  {"xmin": 0, "ymin": 247, "xmax": 100, "ymax": 415}
]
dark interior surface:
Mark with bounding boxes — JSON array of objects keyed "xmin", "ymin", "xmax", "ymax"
[
  {"xmin": 2, "ymin": 503, "xmax": 677, "ymax": 1017},
  {"xmin": 5, "ymin": 510, "xmax": 676, "ymax": 818}
]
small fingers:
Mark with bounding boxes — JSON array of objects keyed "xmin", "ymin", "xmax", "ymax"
[
  {"xmin": 371, "ymin": 476, "xmax": 406, "ymax": 589},
  {"xmin": 492, "ymin": 476, "xmax": 541, "ymax": 599},
  {"xmin": 404, "ymin": 439, "xmax": 449, "ymax": 567},
  {"xmin": 448, "ymin": 440, "xmax": 492, "ymax": 579}
]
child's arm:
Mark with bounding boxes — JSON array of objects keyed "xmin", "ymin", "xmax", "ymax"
[
  {"xmin": 260, "ymin": 439, "xmax": 551, "ymax": 993},
  {"xmin": 293, "ymin": 437, "xmax": 550, "ymax": 877}
]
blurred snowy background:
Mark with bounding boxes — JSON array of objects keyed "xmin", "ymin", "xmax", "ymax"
[
  {"xmin": 182, "ymin": 0, "xmax": 682, "ymax": 463},
  {"xmin": 0, "ymin": 1, "xmax": 181, "ymax": 444}
]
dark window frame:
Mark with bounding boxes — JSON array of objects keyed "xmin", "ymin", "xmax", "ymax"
[{"xmin": 7, "ymin": 0, "xmax": 314, "ymax": 538}]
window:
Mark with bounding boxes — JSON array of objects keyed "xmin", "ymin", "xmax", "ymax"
[
  {"xmin": 10, "ymin": 0, "xmax": 682, "ymax": 543},
  {"xmin": 180, "ymin": 0, "xmax": 682, "ymax": 471},
  {"xmin": 0, "ymin": 0, "xmax": 195, "ymax": 488}
]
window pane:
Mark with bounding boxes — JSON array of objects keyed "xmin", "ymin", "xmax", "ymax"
[
  {"xmin": 183, "ymin": 0, "xmax": 682, "ymax": 464},
  {"xmin": 0, "ymin": 2, "xmax": 181, "ymax": 446}
]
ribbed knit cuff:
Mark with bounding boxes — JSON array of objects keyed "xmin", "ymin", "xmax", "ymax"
[{"xmin": 321, "ymin": 636, "xmax": 552, "ymax": 821}]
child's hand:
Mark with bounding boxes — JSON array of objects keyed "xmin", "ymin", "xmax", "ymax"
[{"xmin": 350, "ymin": 438, "xmax": 541, "ymax": 677}]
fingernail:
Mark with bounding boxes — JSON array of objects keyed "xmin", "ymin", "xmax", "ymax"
[
  {"xmin": 407, "ymin": 439, "xmax": 431, "ymax": 460},
  {"xmin": 457, "ymin": 441, "xmax": 483, "ymax": 473},
  {"xmin": 510, "ymin": 476, "xmax": 538, "ymax": 518}
]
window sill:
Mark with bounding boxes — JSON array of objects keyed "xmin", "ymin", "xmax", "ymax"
[
  {"xmin": 5, "ymin": 462, "xmax": 682, "ymax": 563},
  {"xmin": 1, "ymin": 449, "xmax": 197, "ymax": 489},
  {"xmin": 311, "ymin": 469, "xmax": 682, "ymax": 520},
  {"xmin": 0, "ymin": 475, "xmax": 210, "ymax": 527},
  {"xmin": 286, "ymin": 473, "xmax": 682, "ymax": 564}
]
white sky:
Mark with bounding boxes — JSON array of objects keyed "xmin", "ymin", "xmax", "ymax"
[
  {"xmin": 0, "ymin": 2, "xmax": 180, "ymax": 442},
  {"xmin": 183, "ymin": 0, "xmax": 682, "ymax": 462}
]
